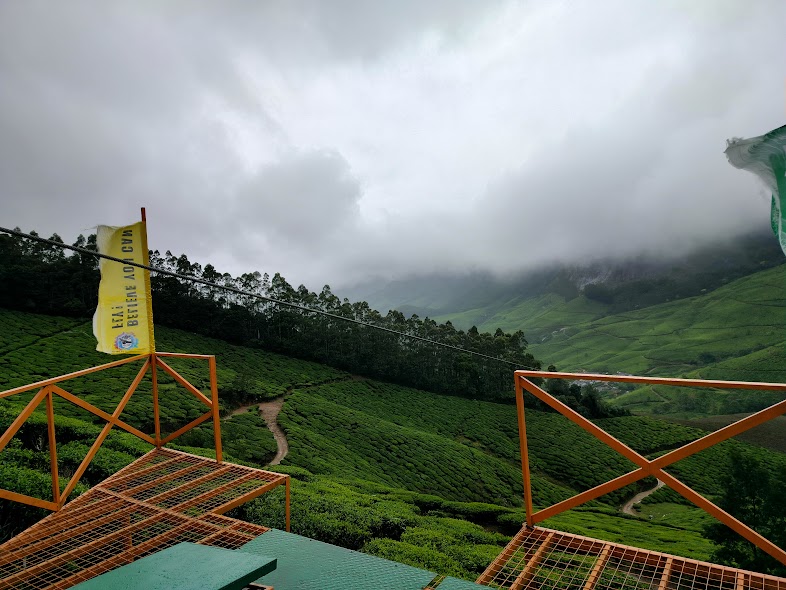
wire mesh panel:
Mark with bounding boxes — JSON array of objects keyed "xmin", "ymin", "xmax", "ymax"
[
  {"xmin": 478, "ymin": 526, "xmax": 786, "ymax": 590},
  {"xmin": 593, "ymin": 550, "xmax": 667, "ymax": 590},
  {"xmin": 665, "ymin": 561, "xmax": 738, "ymax": 590},
  {"xmin": 0, "ymin": 448, "xmax": 283, "ymax": 590}
]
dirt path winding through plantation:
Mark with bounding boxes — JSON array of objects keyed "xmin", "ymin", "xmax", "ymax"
[
  {"xmin": 259, "ymin": 397, "xmax": 288, "ymax": 466},
  {"xmin": 227, "ymin": 375, "xmax": 365, "ymax": 466},
  {"xmin": 621, "ymin": 479, "xmax": 665, "ymax": 515},
  {"xmin": 230, "ymin": 397, "xmax": 288, "ymax": 465}
]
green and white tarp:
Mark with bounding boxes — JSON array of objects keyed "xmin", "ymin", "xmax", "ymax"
[{"xmin": 725, "ymin": 124, "xmax": 786, "ymax": 256}]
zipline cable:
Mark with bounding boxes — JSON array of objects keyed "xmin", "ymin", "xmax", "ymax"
[{"xmin": 0, "ymin": 226, "xmax": 532, "ymax": 368}]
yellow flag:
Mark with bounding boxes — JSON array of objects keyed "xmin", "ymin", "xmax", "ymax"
[{"xmin": 92, "ymin": 222, "xmax": 155, "ymax": 354}]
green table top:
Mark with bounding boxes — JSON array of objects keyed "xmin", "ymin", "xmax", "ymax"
[
  {"xmin": 240, "ymin": 529, "xmax": 438, "ymax": 589},
  {"xmin": 72, "ymin": 542, "xmax": 277, "ymax": 590},
  {"xmin": 438, "ymin": 576, "xmax": 486, "ymax": 589}
]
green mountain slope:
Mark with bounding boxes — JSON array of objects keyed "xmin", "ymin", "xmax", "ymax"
[
  {"xmin": 529, "ymin": 264, "xmax": 785, "ymax": 378},
  {"xmin": 5, "ymin": 307, "xmax": 786, "ymax": 574},
  {"xmin": 520, "ymin": 265, "xmax": 786, "ymax": 416},
  {"xmin": 349, "ymin": 231, "xmax": 784, "ymax": 323},
  {"xmin": 434, "ymin": 263, "xmax": 785, "ymax": 368},
  {"xmin": 434, "ymin": 292, "xmax": 610, "ymax": 340},
  {"xmin": 432, "ymin": 265, "xmax": 786, "ymax": 385}
]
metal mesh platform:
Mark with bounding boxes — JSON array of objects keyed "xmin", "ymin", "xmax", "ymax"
[
  {"xmin": 0, "ymin": 447, "xmax": 287, "ymax": 589},
  {"xmin": 478, "ymin": 526, "xmax": 786, "ymax": 590}
]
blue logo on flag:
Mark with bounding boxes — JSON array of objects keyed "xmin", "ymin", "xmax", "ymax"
[{"xmin": 115, "ymin": 332, "xmax": 139, "ymax": 351}]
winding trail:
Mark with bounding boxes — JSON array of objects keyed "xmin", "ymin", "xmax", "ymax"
[
  {"xmin": 230, "ymin": 397, "xmax": 289, "ymax": 465},
  {"xmin": 260, "ymin": 398, "xmax": 289, "ymax": 466},
  {"xmin": 227, "ymin": 375, "xmax": 365, "ymax": 466},
  {"xmin": 621, "ymin": 479, "xmax": 665, "ymax": 515}
]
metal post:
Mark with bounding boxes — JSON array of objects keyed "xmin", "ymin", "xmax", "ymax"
[
  {"xmin": 209, "ymin": 356, "xmax": 222, "ymax": 463},
  {"xmin": 45, "ymin": 387, "xmax": 60, "ymax": 506},
  {"xmin": 151, "ymin": 353, "xmax": 161, "ymax": 448},
  {"xmin": 515, "ymin": 374, "xmax": 534, "ymax": 525}
]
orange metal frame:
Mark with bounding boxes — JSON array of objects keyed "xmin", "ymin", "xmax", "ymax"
[
  {"xmin": 478, "ymin": 524, "xmax": 786, "ymax": 590},
  {"xmin": 1, "ymin": 447, "xmax": 290, "ymax": 589},
  {"xmin": 0, "ymin": 352, "xmax": 224, "ymax": 512},
  {"xmin": 514, "ymin": 370, "xmax": 786, "ymax": 567}
]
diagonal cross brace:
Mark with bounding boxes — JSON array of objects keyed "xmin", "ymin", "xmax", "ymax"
[{"xmin": 516, "ymin": 375, "xmax": 786, "ymax": 566}]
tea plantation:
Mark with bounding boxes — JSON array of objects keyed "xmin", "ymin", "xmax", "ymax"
[{"xmin": 3, "ymin": 308, "xmax": 784, "ymax": 578}]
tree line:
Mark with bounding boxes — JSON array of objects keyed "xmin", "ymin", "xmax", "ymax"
[
  {"xmin": 0, "ymin": 229, "xmax": 633, "ymax": 419},
  {"xmin": 0, "ymin": 230, "xmax": 540, "ymax": 401}
]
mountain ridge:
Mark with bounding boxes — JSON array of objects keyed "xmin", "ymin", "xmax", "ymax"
[{"xmin": 342, "ymin": 230, "xmax": 783, "ymax": 322}]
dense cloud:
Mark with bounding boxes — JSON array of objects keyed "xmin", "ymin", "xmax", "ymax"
[{"xmin": 1, "ymin": 1, "xmax": 783, "ymax": 288}]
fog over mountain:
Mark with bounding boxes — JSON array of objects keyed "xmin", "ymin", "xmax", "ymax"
[
  {"xmin": 1, "ymin": 1, "xmax": 784, "ymax": 289},
  {"xmin": 343, "ymin": 228, "xmax": 784, "ymax": 317}
]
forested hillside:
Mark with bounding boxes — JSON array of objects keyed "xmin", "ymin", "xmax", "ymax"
[
  {"xmin": 4, "ymin": 229, "xmax": 783, "ymax": 419},
  {"xmin": 343, "ymin": 231, "xmax": 786, "ymax": 418},
  {"xmin": 0, "ymin": 230, "xmax": 537, "ymax": 402}
]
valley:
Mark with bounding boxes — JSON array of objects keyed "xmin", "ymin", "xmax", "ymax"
[{"xmin": 348, "ymin": 235, "xmax": 786, "ymax": 419}]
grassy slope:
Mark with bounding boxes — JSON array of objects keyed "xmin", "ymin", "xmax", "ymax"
[
  {"xmin": 530, "ymin": 265, "xmax": 785, "ymax": 376},
  {"xmin": 531, "ymin": 266, "xmax": 786, "ymax": 416},
  {"xmin": 435, "ymin": 292, "xmax": 609, "ymax": 341},
  {"xmin": 431, "ymin": 266, "xmax": 786, "ymax": 418},
  {"xmin": 433, "ymin": 265, "xmax": 786, "ymax": 389},
  {"xmin": 673, "ymin": 414, "xmax": 786, "ymax": 454},
  {"xmin": 278, "ymin": 380, "xmax": 786, "ymax": 501},
  {"xmin": 0, "ymin": 307, "xmax": 350, "ymax": 464},
  {"xmin": 279, "ymin": 380, "xmax": 634, "ymax": 507},
  {"xmin": 0, "ymin": 307, "xmax": 348, "ymax": 400},
  {"xmin": 6, "ymin": 308, "xmax": 786, "ymax": 575}
]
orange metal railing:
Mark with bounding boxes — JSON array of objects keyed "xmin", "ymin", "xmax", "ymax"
[
  {"xmin": 0, "ymin": 352, "xmax": 223, "ymax": 512},
  {"xmin": 514, "ymin": 370, "xmax": 786, "ymax": 567}
]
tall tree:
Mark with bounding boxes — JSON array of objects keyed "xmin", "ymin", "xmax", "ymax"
[{"xmin": 704, "ymin": 449, "xmax": 786, "ymax": 575}]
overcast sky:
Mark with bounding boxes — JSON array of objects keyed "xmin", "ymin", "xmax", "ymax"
[{"xmin": 1, "ymin": 1, "xmax": 784, "ymax": 289}]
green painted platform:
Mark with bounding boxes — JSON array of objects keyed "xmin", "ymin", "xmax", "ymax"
[
  {"xmin": 438, "ymin": 576, "xmax": 486, "ymax": 589},
  {"xmin": 72, "ymin": 542, "xmax": 277, "ymax": 590},
  {"xmin": 240, "ymin": 529, "xmax": 438, "ymax": 589}
]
